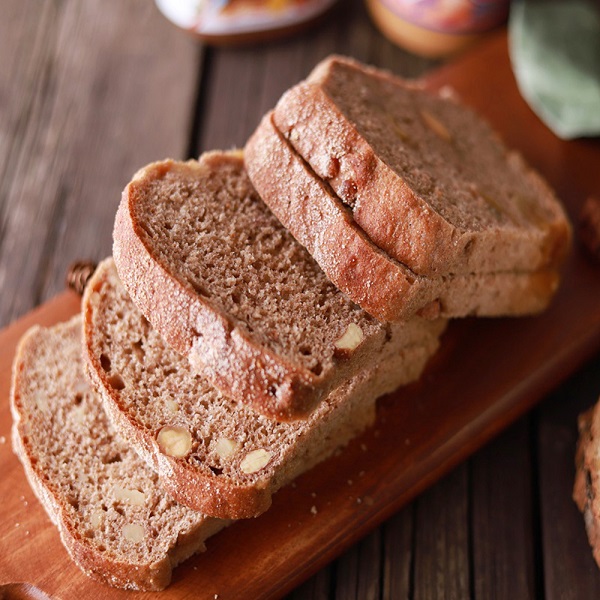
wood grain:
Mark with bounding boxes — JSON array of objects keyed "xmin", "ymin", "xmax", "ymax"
[
  {"xmin": 0, "ymin": 0, "xmax": 54, "ymax": 214},
  {"xmin": 0, "ymin": 0, "xmax": 61, "ymax": 325},
  {"xmin": 287, "ymin": 567, "xmax": 331, "ymax": 600},
  {"xmin": 2, "ymin": 19, "xmax": 600, "ymax": 600},
  {"xmin": 413, "ymin": 465, "xmax": 470, "ymax": 600},
  {"xmin": 471, "ymin": 420, "xmax": 536, "ymax": 599},
  {"xmin": 334, "ymin": 529, "xmax": 382, "ymax": 600},
  {"xmin": 381, "ymin": 507, "xmax": 413, "ymax": 599},
  {"xmin": 0, "ymin": 0, "xmax": 201, "ymax": 328}
]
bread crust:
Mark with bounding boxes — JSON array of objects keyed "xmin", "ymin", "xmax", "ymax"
[
  {"xmin": 245, "ymin": 112, "xmax": 561, "ymax": 321},
  {"xmin": 113, "ymin": 153, "xmax": 444, "ymax": 418},
  {"xmin": 82, "ymin": 332, "xmax": 273, "ymax": 519},
  {"xmin": 11, "ymin": 427, "xmax": 171, "ymax": 590},
  {"xmin": 244, "ymin": 116, "xmax": 427, "ymax": 320},
  {"xmin": 82, "ymin": 259, "xmax": 444, "ymax": 520},
  {"xmin": 82, "ymin": 262, "xmax": 273, "ymax": 518},
  {"xmin": 113, "ymin": 156, "xmax": 322, "ymax": 421},
  {"xmin": 272, "ymin": 55, "xmax": 571, "ymax": 278},
  {"xmin": 10, "ymin": 319, "xmax": 226, "ymax": 591}
]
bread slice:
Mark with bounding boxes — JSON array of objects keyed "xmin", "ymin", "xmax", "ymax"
[
  {"xmin": 253, "ymin": 55, "xmax": 571, "ymax": 319},
  {"xmin": 83, "ymin": 258, "xmax": 445, "ymax": 519},
  {"xmin": 245, "ymin": 112, "xmax": 562, "ymax": 321},
  {"xmin": 574, "ymin": 403, "xmax": 600, "ymax": 569},
  {"xmin": 113, "ymin": 151, "xmax": 443, "ymax": 420},
  {"xmin": 275, "ymin": 55, "xmax": 571, "ymax": 275},
  {"xmin": 10, "ymin": 316, "xmax": 227, "ymax": 591}
]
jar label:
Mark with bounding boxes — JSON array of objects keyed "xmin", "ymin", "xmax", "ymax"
[
  {"xmin": 377, "ymin": 0, "xmax": 509, "ymax": 34},
  {"xmin": 156, "ymin": 0, "xmax": 337, "ymax": 36}
]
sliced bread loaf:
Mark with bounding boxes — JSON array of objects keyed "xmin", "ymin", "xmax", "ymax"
[
  {"xmin": 113, "ymin": 151, "xmax": 442, "ymax": 420},
  {"xmin": 245, "ymin": 111, "xmax": 562, "ymax": 321},
  {"xmin": 272, "ymin": 55, "xmax": 571, "ymax": 278},
  {"xmin": 82, "ymin": 258, "xmax": 445, "ymax": 519},
  {"xmin": 10, "ymin": 316, "xmax": 227, "ymax": 591},
  {"xmin": 252, "ymin": 56, "xmax": 571, "ymax": 320}
]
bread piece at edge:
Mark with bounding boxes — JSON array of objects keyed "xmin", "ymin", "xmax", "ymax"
[
  {"xmin": 10, "ymin": 317, "xmax": 227, "ymax": 591},
  {"xmin": 574, "ymin": 404, "xmax": 600, "ymax": 570},
  {"xmin": 83, "ymin": 259, "xmax": 444, "ymax": 519},
  {"xmin": 245, "ymin": 112, "xmax": 561, "ymax": 321},
  {"xmin": 272, "ymin": 55, "xmax": 571, "ymax": 277},
  {"xmin": 112, "ymin": 152, "xmax": 437, "ymax": 420}
]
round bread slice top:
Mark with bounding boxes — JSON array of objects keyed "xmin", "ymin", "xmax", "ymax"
[
  {"xmin": 113, "ymin": 151, "xmax": 439, "ymax": 420},
  {"xmin": 82, "ymin": 259, "xmax": 445, "ymax": 520},
  {"xmin": 10, "ymin": 316, "xmax": 226, "ymax": 591},
  {"xmin": 272, "ymin": 55, "xmax": 571, "ymax": 278}
]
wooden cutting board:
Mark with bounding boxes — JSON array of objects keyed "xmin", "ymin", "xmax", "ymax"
[{"xmin": 1, "ymin": 31, "xmax": 600, "ymax": 600}]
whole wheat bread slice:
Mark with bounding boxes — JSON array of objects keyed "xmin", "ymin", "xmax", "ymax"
[
  {"xmin": 83, "ymin": 259, "xmax": 445, "ymax": 519},
  {"xmin": 272, "ymin": 55, "xmax": 571, "ymax": 279},
  {"xmin": 10, "ymin": 317, "xmax": 227, "ymax": 591},
  {"xmin": 113, "ymin": 151, "xmax": 443, "ymax": 420},
  {"xmin": 245, "ymin": 112, "xmax": 562, "ymax": 321}
]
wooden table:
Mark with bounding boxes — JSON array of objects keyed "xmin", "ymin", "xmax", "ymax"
[{"xmin": 2, "ymin": 1, "xmax": 600, "ymax": 598}]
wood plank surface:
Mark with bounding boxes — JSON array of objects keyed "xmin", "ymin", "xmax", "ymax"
[
  {"xmin": 0, "ymin": 0, "xmax": 201, "ymax": 328},
  {"xmin": 471, "ymin": 420, "xmax": 537, "ymax": 599},
  {"xmin": 2, "ymin": 1, "xmax": 600, "ymax": 598},
  {"xmin": 413, "ymin": 465, "xmax": 470, "ymax": 600},
  {"xmin": 334, "ymin": 529, "xmax": 382, "ymax": 600},
  {"xmin": 0, "ymin": 0, "xmax": 54, "ymax": 219},
  {"xmin": 381, "ymin": 508, "xmax": 413, "ymax": 599}
]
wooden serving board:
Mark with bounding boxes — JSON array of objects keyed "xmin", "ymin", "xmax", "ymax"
[{"xmin": 1, "ymin": 32, "xmax": 600, "ymax": 600}]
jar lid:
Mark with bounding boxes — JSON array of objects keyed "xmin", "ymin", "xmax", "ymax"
[{"xmin": 156, "ymin": 0, "xmax": 337, "ymax": 45}]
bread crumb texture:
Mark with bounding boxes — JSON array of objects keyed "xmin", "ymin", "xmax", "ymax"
[
  {"xmin": 11, "ymin": 317, "xmax": 225, "ymax": 591},
  {"xmin": 83, "ymin": 259, "xmax": 444, "ymax": 517},
  {"xmin": 129, "ymin": 156, "xmax": 381, "ymax": 375}
]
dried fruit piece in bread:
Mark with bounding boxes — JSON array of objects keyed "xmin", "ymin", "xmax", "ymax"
[
  {"xmin": 83, "ymin": 259, "xmax": 445, "ymax": 519},
  {"xmin": 113, "ymin": 152, "xmax": 442, "ymax": 419}
]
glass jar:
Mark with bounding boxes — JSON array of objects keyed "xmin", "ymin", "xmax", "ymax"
[
  {"xmin": 155, "ymin": 0, "xmax": 338, "ymax": 45},
  {"xmin": 366, "ymin": 0, "xmax": 509, "ymax": 58}
]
